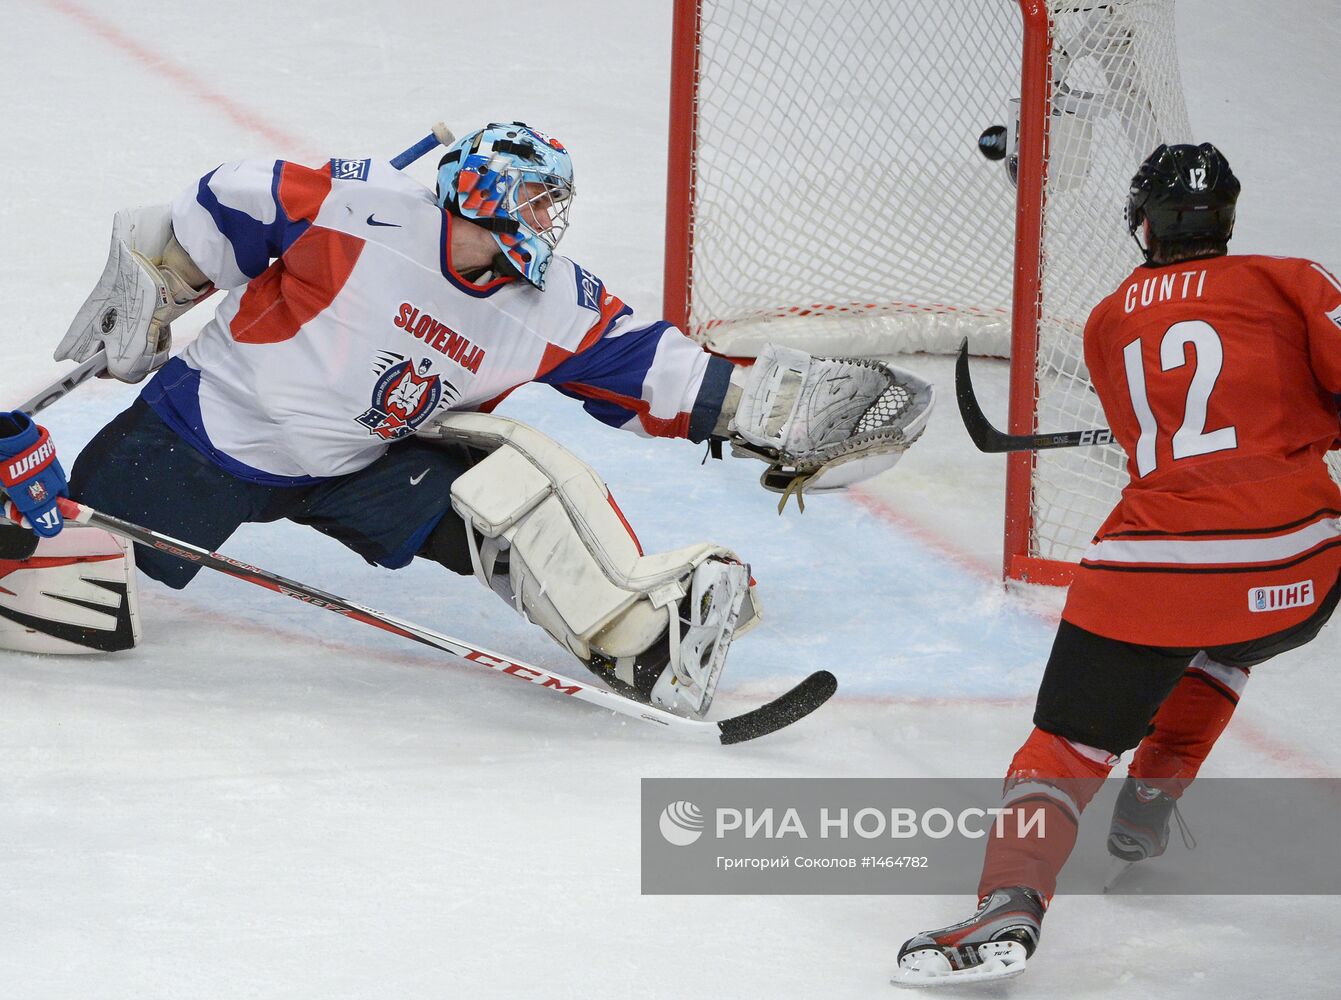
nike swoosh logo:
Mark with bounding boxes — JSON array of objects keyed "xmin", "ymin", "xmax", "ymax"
[
  {"xmin": 410, "ymin": 469, "xmax": 430, "ymax": 486},
  {"xmin": 366, "ymin": 214, "xmax": 401, "ymax": 228}
]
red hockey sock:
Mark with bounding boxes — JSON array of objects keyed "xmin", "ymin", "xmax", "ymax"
[
  {"xmin": 978, "ymin": 727, "xmax": 1116, "ymax": 900},
  {"xmin": 1129, "ymin": 657, "xmax": 1248, "ymax": 797}
]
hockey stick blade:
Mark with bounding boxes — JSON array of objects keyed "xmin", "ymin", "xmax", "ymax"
[
  {"xmin": 716, "ymin": 669, "xmax": 837, "ymax": 745},
  {"xmin": 28, "ymin": 498, "xmax": 831, "ymax": 744},
  {"xmin": 955, "ymin": 339, "xmax": 1115, "ymax": 452}
]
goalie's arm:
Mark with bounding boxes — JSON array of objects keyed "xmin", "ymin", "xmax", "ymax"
[
  {"xmin": 55, "ymin": 158, "xmax": 336, "ymax": 384},
  {"xmin": 539, "ymin": 317, "xmax": 734, "ymax": 442}
]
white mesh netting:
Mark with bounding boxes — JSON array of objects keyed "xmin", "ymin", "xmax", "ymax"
[
  {"xmin": 1030, "ymin": 1, "xmax": 1191, "ymax": 564},
  {"xmin": 678, "ymin": 0, "xmax": 1196, "ymax": 570},
  {"xmin": 683, "ymin": 0, "xmax": 1021, "ymax": 359}
]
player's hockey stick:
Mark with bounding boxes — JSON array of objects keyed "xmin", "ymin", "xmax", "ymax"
[
  {"xmin": 17, "ymin": 123, "xmax": 460, "ymax": 420},
  {"xmin": 12, "ymin": 497, "xmax": 835, "ymax": 744},
  {"xmin": 955, "ymin": 338, "xmax": 1115, "ymax": 452},
  {"xmin": 17, "ymin": 350, "xmax": 109, "ymax": 417}
]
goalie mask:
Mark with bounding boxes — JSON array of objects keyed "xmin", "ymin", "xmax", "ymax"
[{"xmin": 436, "ymin": 122, "xmax": 574, "ymax": 290}]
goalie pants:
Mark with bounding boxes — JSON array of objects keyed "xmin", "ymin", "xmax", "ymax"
[
  {"xmin": 69, "ymin": 399, "xmax": 479, "ymax": 588},
  {"xmin": 978, "ymin": 571, "xmax": 1340, "ymax": 899}
]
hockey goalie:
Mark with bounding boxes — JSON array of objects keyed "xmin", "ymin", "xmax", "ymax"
[{"xmin": 1, "ymin": 121, "xmax": 933, "ymax": 719}]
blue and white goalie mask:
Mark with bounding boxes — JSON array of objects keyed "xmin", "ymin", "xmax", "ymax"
[{"xmin": 436, "ymin": 122, "xmax": 575, "ymax": 289}]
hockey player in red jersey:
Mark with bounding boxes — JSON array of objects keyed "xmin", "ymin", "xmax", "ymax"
[
  {"xmin": 2, "ymin": 122, "xmax": 933, "ymax": 717},
  {"xmin": 893, "ymin": 143, "xmax": 1341, "ymax": 986}
]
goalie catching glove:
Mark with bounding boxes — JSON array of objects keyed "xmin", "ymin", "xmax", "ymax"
[
  {"xmin": 724, "ymin": 344, "xmax": 935, "ymax": 509},
  {"xmin": 56, "ymin": 204, "xmax": 211, "ymax": 383}
]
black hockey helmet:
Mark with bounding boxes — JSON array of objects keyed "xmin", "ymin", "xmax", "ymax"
[{"xmin": 1126, "ymin": 143, "xmax": 1239, "ymax": 261}]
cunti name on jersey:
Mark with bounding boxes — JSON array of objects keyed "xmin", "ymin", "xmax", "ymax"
[
  {"xmin": 394, "ymin": 302, "xmax": 485, "ymax": 374},
  {"xmin": 1122, "ymin": 268, "xmax": 1208, "ymax": 313}
]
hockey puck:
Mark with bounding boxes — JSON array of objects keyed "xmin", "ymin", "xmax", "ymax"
[{"xmin": 978, "ymin": 125, "xmax": 1008, "ymax": 162}]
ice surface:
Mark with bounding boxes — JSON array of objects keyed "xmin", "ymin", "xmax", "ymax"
[{"xmin": 1, "ymin": 2, "xmax": 1338, "ymax": 997}]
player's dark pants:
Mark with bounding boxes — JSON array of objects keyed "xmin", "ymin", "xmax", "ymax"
[
  {"xmin": 69, "ymin": 399, "xmax": 480, "ymax": 589},
  {"xmin": 1034, "ymin": 575, "xmax": 1341, "ymax": 756}
]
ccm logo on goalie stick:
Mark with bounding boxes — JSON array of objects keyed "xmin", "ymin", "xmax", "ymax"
[
  {"xmin": 464, "ymin": 650, "xmax": 584, "ymax": 694},
  {"xmin": 276, "ymin": 586, "xmax": 360, "ymax": 613},
  {"xmin": 151, "ymin": 540, "xmax": 203, "ymax": 562}
]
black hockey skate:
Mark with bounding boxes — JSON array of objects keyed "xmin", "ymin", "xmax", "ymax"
[
  {"xmin": 1107, "ymin": 776, "xmax": 1196, "ymax": 863},
  {"xmin": 892, "ymin": 885, "xmax": 1044, "ymax": 988}
]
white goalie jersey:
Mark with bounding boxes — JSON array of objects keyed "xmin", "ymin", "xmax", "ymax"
[{"xmin": 141, "ymin": 156, "xmax": 733, "ymax": 484}]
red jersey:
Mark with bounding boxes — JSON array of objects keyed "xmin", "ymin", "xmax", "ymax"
[{"xmin": 1062, "ymin": 254, "xmax": 1341, "ymax": 646}]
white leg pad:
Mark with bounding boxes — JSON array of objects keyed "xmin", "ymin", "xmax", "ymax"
[
  {"xmin": 0, "ymin": 526, "xmax": 141, "ymax": 654},
  {"xmin": 419, "ymin": 413, "xmax": 761, "ymax": 715}
]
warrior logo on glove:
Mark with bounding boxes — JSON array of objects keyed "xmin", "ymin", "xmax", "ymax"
[{"xmin": 0, "ymin": 411, "xmax": 69, "ymax": 538}]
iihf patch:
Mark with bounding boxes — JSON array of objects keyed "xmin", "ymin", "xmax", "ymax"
[
  {"xmin": 330, "ymin": 158, "xmax": 371, "ymax": 182},
  {"xmin": 572, "ymin": 262, "xmax": 604, "ymax": 313},
  {"xmin": 27, "ymin": 481, "xmax": 48, "ymax": 503},
  {"xmin": 1248, "ymin": 580, "xmax": 1315, "ymax": 613},
  {"xmin": 356, "ymin": 356, "xmax": 445, "ymax": 441}
]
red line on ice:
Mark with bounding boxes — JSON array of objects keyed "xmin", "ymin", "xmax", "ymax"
[
  {"xmin": 843, "ymin": 488, "xmax": 1336, "ymax": 776},
  {"xmin": 44, "ymin": 0, "xmax": 316, "ymax": 156}
]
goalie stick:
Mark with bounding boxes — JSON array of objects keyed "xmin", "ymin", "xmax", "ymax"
[
  {"xmin": 15, "ymin": 123, "xmax": 459, "ymax": 420},
  {"xmin": 17, "ymin": 350, "xmax": 108, "ymax": 417},
  {"xmin": 7, "ymin": 497, "xmax": 835, "ymax": 744},
  {"xmin": 955, "ymin": 339, "xmax": 1115, "ymax": 453}
]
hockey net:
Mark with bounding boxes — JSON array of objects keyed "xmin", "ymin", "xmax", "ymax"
[{"xmin": 664, "ymin": 0, "xmax": 1193, "ymax": 583}]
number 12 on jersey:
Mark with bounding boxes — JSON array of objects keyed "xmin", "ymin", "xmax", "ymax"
[{"xmin": 1121, "ymin": 320, "xmax": 1239, "ymax": 478}]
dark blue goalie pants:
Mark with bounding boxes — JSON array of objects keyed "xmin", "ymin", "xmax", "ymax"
[{"xmin": 69, "ymin": 399, "xmax": 478, "ymax": 589}]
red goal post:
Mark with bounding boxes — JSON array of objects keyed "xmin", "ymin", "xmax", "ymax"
[{"xmin": 664, "ymin": 0, "xmax": 1193, "ymax": 584}]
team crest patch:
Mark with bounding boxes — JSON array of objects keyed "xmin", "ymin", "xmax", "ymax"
[
  {"xmin": 27, "ymin": 481, "xmax": 48, "ymax": 503},
  {"xmin": 356, "ymin": 353, "xmax": 458, "ymax": 440},
  {"xmin": 330, "ymin": 157, "xmax": 371, "ymax": 182}
]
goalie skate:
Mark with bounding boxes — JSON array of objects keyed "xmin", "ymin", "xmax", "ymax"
[
  {"xmin": 891, "ymin": 886, "xmax": 1043, "ymax": 988},
  {"xmin": 588, "ymin": 557, "xmax": 752, "ymax": 718}
]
